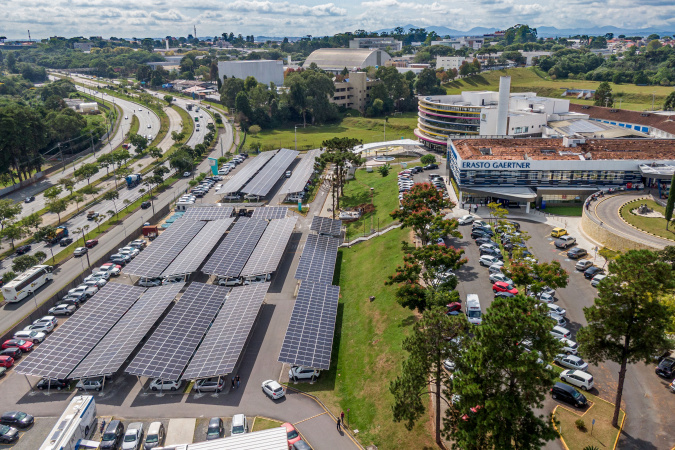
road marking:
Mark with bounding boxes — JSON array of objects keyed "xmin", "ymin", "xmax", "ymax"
[{"xmin": 294, "ymin": 411, "xmax": 327, "ymax": 425}]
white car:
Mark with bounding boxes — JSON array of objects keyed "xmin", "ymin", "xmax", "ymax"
[
  {"xmin": 261, "ymin": 379, "xmax": 285, "ymax": 400},
  {"xmin": 555, "ymin": 354, "xmax": 589, "ymax": 372},
  {"xmin": 149, "ymin": 379, "xmax": 183, "ymax": 391},
  {"xmin": 560, "ymin": 369, "xmax": 594, "ymax": 391},
  {"xmin": 489, "ymin": 273, "xmax": 513, "ymax": 285},
  {"xmin": 549, "ymin": 313, "xmax": 567, "ymax": 327},
  {"xmin": 69, "ymin": 285, "xmax": 96, "ymax": 298},
  {"xmin": 488, "ymin": 264, "xmax": 503, "ymax": 275},
  {"xmin": 147, "ymin": 124, "xmax": 151, "ymax": 128},
  {"xmin": 559, "ymin": 337, "xmax": 579, "ymax": 355},
  {"xmin": 538, "ymin": 292, "xmax": 555, "ymax": 304},
  {"xmin": 119, "ymin": 247, "xmax": 140, "ymax": 258},
  {"xmin": 479, "ymin": 243, "xmax": 499, "ymax": 251},
  {"xmin": 24, "ymin": 319, "xmax": 55, "ymax": 333},
  {"xmin": 546, "ymin": 303, "xmax": 566, "ymax": 317},
  {"xmin": 122, "ymin": 422, "xmax": 144, "ymax": 450},
  {"xmin": 183, "ymin": 172, "xmax": 191, "ymax": 177},
  {"xmin": 217, "ymin": 278, "xmax": 243, "ymax": 287},
  {"xmin": 457, "ymin": 215, "xmax": 475, "ymax": 225},
  {"xmin": 289, "ymin": 366, "xmax": 320, "ymax": 380},
  {"xmin": 84, "ymin": 279, "xmax": 107, "ymax": 289},
  {"xmin": 550, "ymin": 325, "xmax": 571, "ymax": 339},
  {"xmin": 99, "ymin": 264, "xmax": 121, "ymax": 276},
  {"xmin": 139, "ymin": 277, "xmax": 162, "ymax": 287},
  {"xmin": 591, "ymin": 274, "xmax": 607, "ymax": 287},
  {"xmin": 472, "ymin": 220, "xmax": 489, "ymax": 228},
  {"xmin": 479, "ymin": 255, "xmax": 502, "ymax": 267},
  {"xmin": 13, "ymin": 330, "xmax": 46, "ymax": 343},
  {"xmin": 37, "ymin": 316, "xmax": 58, "ymax": 327},
  {"xmin": 73, "ymin": 247, "xmax": 88, "ymax": 257}
]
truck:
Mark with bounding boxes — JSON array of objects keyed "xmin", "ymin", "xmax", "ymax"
[
  {"xmin": 126, "ymin": 173, "xmax": 142, "ymax": 188},
  {"xmin": 49, "ymin": 226, "xmax": 69, "ymax": 244},
  {"xmin": 142, "ymin": 225, "xmax": 159, "ymax": 240},
  {"xmin": 86, "ymin": 211, "xmax": 99, "ymax": 221},
  {"xmin": 186, "ymin": 103, "xmax": 193, "ymax": 111},
  {"xmin": 39, "ymin": 395, "xmax": 97, "ymax": 450}
]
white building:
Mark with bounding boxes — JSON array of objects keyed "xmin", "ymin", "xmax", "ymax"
[
  {"xmin": 436, "ymin": 56, "xmax": 472, "ymax": 71},
  {"xmin": 436, "ymin": 36, "xmax": 484, "ymax": 50},
  {"xmin": 217, "ymin": 60, "xmax": 284, "ymax": 86}
]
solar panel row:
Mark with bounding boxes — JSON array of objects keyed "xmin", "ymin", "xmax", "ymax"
[
  {"xmin": 216, "ymin": 151, "xmax": 278, "ymax": 195},
  {"xmin": 201, "ymin": 218, "xmax": 268, "ymax": 278},
  {"xmin": 310, "ymin": 216, "xmax": 342, "ymax": 237},
  {"xmin": 295, "ymin": 234, "xmax": 339, "ymax": 285},
  {"xmin": 250, "ymin": 207, "xmax": 288, "ymax": 220},
  {"xmin": 17, "ymin": 283, "xmax": 147, "ymax": 379},
  {"xmin": 278, "ymin": 281, "xmax": 340, "ymax": 371},
  {"xmin": 240, "ymin": 217, "xmax": 298, "ymax": 277},
  {"xmin": 124, "ymin": 219, "xmax": 206, "ymax": 278},
  {"xmin": 181, "ymin": 206, "xmax": 234, "ymax": 221},
  {"xmin": 126, "ymin": 282, "xmax": 230, "ymax": 381},
  {"xmin": 70, "ymin": 283, "xmax": 184, "ymax": 379},
  {"xmin": 240, "ymin": 149, "xmax": 299, "ymax": 197},
  {"xmin": 161, "ymin": 218, "xmax": 234, "ymax": 277},
  {"xmin": 183, "ymin": 283, "xmax": 270, "ymax": 379},
  {"xmin": 284, "ymin": 149, "xmax": 322, "ymax": 194}
]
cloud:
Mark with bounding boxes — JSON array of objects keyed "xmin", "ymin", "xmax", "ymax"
[
  {"xmin": 149, "ymin": 9, "xmax": 186, "ymax": 21},
  {"xmin": 224, "ymin": 1, "xmax": 347, "ymax": 16}
]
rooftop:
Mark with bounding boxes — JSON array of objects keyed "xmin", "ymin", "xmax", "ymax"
[
  {"xmin": 569, "ymin": 103, "xmax": 675, "ymax": 136},
  {"xmin": 451, "ymin": 138, "xmax": 675, "ymax": 161}
]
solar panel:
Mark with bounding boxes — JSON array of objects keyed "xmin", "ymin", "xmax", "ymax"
[
  {"xmin": 278, "ymin": 281, "xmax": 340, "ymax": 370},
  {"xmin": 16, "ymin": 283, "xmax": 146, "ymax": 379},
  {"xmin": 183, "ymin": 283, "xmax": 270, "ymax": 379},
  {"xmin": 182, "ymin": 206, "xmax": 234, "ymax": 221},
  {"xmin": 251, "ymin": 207, "xmax": 288, "ymax": 220},
  {"xmin": 124, "ymin": 219, "xmax": 206, "ymax": 278},
  {"xmin": 217, "ymin": 151, "xmax": 278, "ymax": 195},
  {"xmin": 201, "ymin": 218, "xmax": 268, "ymax": 278},
  {"xmin": 70, "ymin": 283, "xmax": 183, "ymax": 379},
  {"xmin": 240, "ymin": 149, "xmax": 299, "ymax": 197},
  {"xmin": 161, "ymin": 218, "xmax": 234, "ymax": 277},
  {"xmin": 126, "ymin": 282, "xmax": 229, "ymax": 381},
  {"xmin": 240, "ymin": 217, "xmax": 298, "ymax": 277},
  {"xmin": 310, "ymin": 216, "xmax": 342, "ymax": 237},
  {"xmin": 295, "ymin": 234, "xmax": 339, "ymax": 285},
  {"xmin": 284, "ymin": 149, "xmax": 322, "ymax": 194}
]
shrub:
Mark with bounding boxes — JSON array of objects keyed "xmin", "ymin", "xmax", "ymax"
[{"xmin": 575, "ymin": 419, "xmax": 587, "ymax": 431}]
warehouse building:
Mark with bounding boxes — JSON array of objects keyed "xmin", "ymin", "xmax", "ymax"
[
  {"xmin": 303, "ymin": 48, "xmax": 391, "ymax": 73},
  {"xmin": 217, "ymin": 60, "xmax": 284, "ymax": 86}
]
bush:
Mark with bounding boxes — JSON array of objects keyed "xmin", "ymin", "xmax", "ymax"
[
  {"xmin": 421, "ymin": 154, "xmax": 437, "ymax": 165},
  {"xmin": 378, "ymin": 164, "xmax": 391, "ymax": 177},
  {"xmin": 575, "ymin": 419, "xmax": 587, "ymax": 431}
]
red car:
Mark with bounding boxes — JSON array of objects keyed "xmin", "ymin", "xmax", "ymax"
[
  {"xmin": 280, "ymin": 423, "xmax": 302, "ymax": 447},
  {"xmin": 462, "ymin": 405, "xmax": 483, "ymax": 421},
  {"xmin": 0, "ymin": 356, "xmax": 14, "ymax": 368},
  {"xmin": 2, "ymin": 340, "xmax": 34, "ymax": 352},
  {"xmin": 85, "ymin": 239, "xmax": 99, "ymax": 248},
  {"xmin": 492, "ymin": 282, "xmax": 518, "ymax": 295},
  {"xmin": 446, "ymin": 302, "xmax": 462, "ymax": 316}
]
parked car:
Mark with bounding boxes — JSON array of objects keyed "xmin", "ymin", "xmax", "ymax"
[
  {"xmin": 100, "ymin": 420, "xmax": 125, "ymax": 450},
  {"xmin": 554, "ymin": 235, "xmax": 577, "ymax": 249},
  {"xmin": 550, "ymin": 326, "xmax": 571, "ymax": 339},
  {"xmin": 281, "ymin": 422, "xmax": 302, "ymax": 448},
  {"xmin": 144, "ymin": 422, "xmax": 165, "ymax": 449},
  {"xmin": 559, "ymin": 337, "xmax": 579, "ymax": 355},
  {"xmin": 85, "ymin": 239, "xmax": 99, "ymax": 248},
  {"xmin": 24, "ymin": 321, "xmax": 54, "ymax": 334},
  {"xmin": 99, "ymin": 263, "xmax": 122, "ymax": 276},
  {"xmin": 480, "ymin": 247, "xmax": 503, "ymax": 259},
  {"xmin": 289, "ymin": 366, "xmax": 320, "ymax": 380},
  {"xmin": 12, "ymin": 330, "xmax": 46, "ymax": 344},
  {"xmin": 551, "ymin": 381, "xmax": 587, "ymax": 408},
  {"xmin": 230, "ymin": 414, "xmax": 248, "ymax": 435},
  {"xmin": 138, "ymin": 277, "xmax": 162, "ymax": 287},
  {"xmin": 0, "ymin": 348, "xmax": 22, "ymax": 360},
  {"xmin": 206, "ymin": 418, "xmax": 223, "ymax": 441},
  {"xmin": 584, "ymin": 266, "xmax": 604, "ymax": 279},
  {"xmin": 555, "ymin": 354, "xmax": 589, "ymax": 371},
  {"xmin": 122, "ymin": 422, "xmax": 144, "ymax": 450},
  {"xmin": 36, "ymin": 378, "xmax": 71, "ymax": 391},
  {"xmin": 494, "ymin": 291, "xmax": 516, "ymax": 299},
  {"xmin": 194, "ymin": 378, "xmax": 225, "ymax": 393},
  {"xmin": 76, "ymin": 377, "xmax": 105, "ymax": 391},
  {"xmin": 84, "ymin": 279, "xmax": 107, "ymax": 289},
  {"xmin": 423, "ymin": 163, "xmax": 439, "ymax": 170},
  {"xmin": 492, "ymin": 282, "xmax": 518, "ymax": 295},
  {"xmin": 0, "ymin": 411, "xmax": 34, "ymax": 428},
  {"xmin": 15, "ymin": 245, "xmax": 31, "ymax": 255},
  {"xmin": 0, "ymin": 425, "xmax": 18, "ymax": 444},
  {"xmin": 551, "ymin": 228, "xmax": 568, "ymax": 238},
  {"xmin": 471, "ymin": 229, "xmax": 494, "ymax": 239},
  {"xmin": 575, "ymin": 260, "xmax": 593, "ymax": 271},
  {"xmin": 549, "ymin": 313, "xmax": 567, "ymax": 327},
  {"xmin": 475, "ymin": 237, "xmax": 496, "ymax": 246},
  {"xmin": 567, "ymin": 247, "xmax": 588, "ymax": 259},
  {"xmin": 0, "ymin": 356, "xmax": 14, "ymax": 368},
  {"xmin": 149, "ymin": 379, "xmax": 183, "ymax": 391},
  {"xmin": 2, "ymin": 339, "xmax": 33, "ymax": 352},
  {"xmin": 591, "ymin": 274, "xmax": 607, "ymax": 287},
  {"xmin": 656, "ymin": 357, "xmax": 675, "ymax": 378},
  {"xmin": 546, "ymin": 304, "xmax": 566, "ymax": 317},
  {"xmin": 261, "ymin": 379, "xmax": 285, "ymax": 400},
  {"xmin": 48, "ymin": 304, "xmax": 77, "ymax": 316},
  {"xmin": 560, "ymin": 369, "xmax": 594, "ymax": 391},
  {"xmin": 488, "ymin": 272, "xmax": 513, "ymax": 285},
  {"xmin": 479, "ymin": 255, "xmax": 501, "ymax": 267}
]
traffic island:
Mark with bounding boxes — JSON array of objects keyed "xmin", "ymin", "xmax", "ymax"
[{"xmin": 553, "ymin": 392, "xmax": 625, "ymax": 450}]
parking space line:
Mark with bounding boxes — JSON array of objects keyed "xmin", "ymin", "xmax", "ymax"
[{"xmin": 294, "ymin": 411, "xmax": 327, "ymax": 425}]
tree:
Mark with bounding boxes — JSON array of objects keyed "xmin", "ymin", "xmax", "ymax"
[
  {"xmin": 171, "ymin": 131, "xmax": 185, "ymax": 144},
  {"xmin": 74, "ymin": 163, "xmax": 99, "ymax": 184},
  {"xmin": 508, "ymin": 260, "xmax": 569, "ymax": 295},
  {"xmin": 2, "ymin": 272, "xmax": 16, "ymax": 284},
  {"xmin": 129, "ymin": 133, "xmax": 149, "ymax": 155},
  {"xmin": 97, "ymin": 153, "xmax": 114, "ymax": 175},
  {"xmin": 447, "ymin": 294, "xmax": 560, "ymax": 449},
  {"xmin": 123, "ymin": 198, "xmax": 131, "ymax": 212},
  {"xmin": 317, "ymin": 138, "xmax": 364, "ymax": 218},
  {"xmin": 390, "ymin": 306, "xmax": 468, "ymax": 446},
  {"xmin": 2, "ymin": 222, "xmax": 26, "ymax": 249},
  {"xmin": 163, "ymin": 95, "xmax": 174, "ymax": 105},
  {"xmin": 594, "ymin": 81, "xmax": 614, "ymax": 107},
  {"xmin": 664, "ymin": 91, "xmax": 675, "ymax": 111},
  {"xmin": 420, "ymin": 154, "xmax": 436, "ymax": 165},
  {"xmin": 22, "ymin": 212, "xmax": 42, "ymax": 232},
  {"xmin": 249, "ymin": 125, "xmax": 261, "ymax": 135},
  {"xmin": 415, "ymin": 68, "xmax": 444, "ymax": 95},
  {"xmin": 577, "ymin": 250, "xmax": 675, "ymax": 427},
  {"xmin": 34, "ymin": 251, "xmax": 47, "ymax": 263},
  {"xmin": 112, "ymin": 149, "xmax": 131, "ymax": 168},
  {"xmin": 148, "ymin": 146, "xmax": 163, "ymax": 161},
  {"xmin": 12, "ymin": 254, "xmax": 39, "ymax": 273},
  {"xmin": 47, "ymin": 198, "xmax": 69, "ymax": 224},
  {"xmin": 44, "ymin": 186, "xmax": 63, "ymax": 201},
  {"xmin": 34, "ymin": 226, "xmax": 57, "ymax": 262},
  {"xmin": 94, "ymin": 214, "xmax": 106, "ymax": 233},
  {"xmin": 72, "ymin": 193, "xmax": 85, "ymax": 213},
  {"xmin": 170, "ymin": 150, "xmax": 194, "ymax": 175},
  {"xmin": 0, "ymin": 199, "xmax": 22, "ymax": 232},
  {"xmin": 666, "ymin": 172, "xmax": 675, "ymax": 229},
  {"xmin": 103, "ymin": 190, "xmax": 119, "ymax": 217},
  {"xmin": 59, "ymin": 177, "xmax": 76, "ymax": 196},
  {"xmin": 378, "ymin": 163, "xmax": 391, "ymax": 177}
]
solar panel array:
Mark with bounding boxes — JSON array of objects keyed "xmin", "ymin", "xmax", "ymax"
[
  {"xmin": 183, "ymin": 283, "xmax": 270, "ymax": 379},
  {"xmin": 126, "ymin": 282, "xmax": 229, "ymax": 381},
  {"xmin": 241, "ymin": 148, "xmax": 299, "ymax": 197},
  {"xmin": 201, "ymin": 218, "xmax": 268, "ymax": 277},
  {"xmin": 295, "ymin": 234, "xmax": 339, "ymax": 285},
  {"xmin": 278, "ymin": 281, "xmax": 340, "ymax": 370},
  {"xmin": 216, "ymin": 151, "xmax": 278, "ymax": 195},
  {"xmin": 161, "ymin": 218, "xmax": 234, "ymax": 277},
  {"xmin": 310, "ymin": 216, "xmax": 342, "ymax": 237},
  {"xmin": 124, "ymin": 219, "xmax": 206, "ymax": 278},
  {"xmin": 240, "ymin": 217, "xmax": 298, "ymax": 277},
  {"xmin": 181, "ymin": 206, "xmax": 234, "ymax": 221},
  {"xmin": 284, "ymin": 149, "xmax": 322, "ymax": 194},
  {"xmin": 70, "ymin": 283, "xmax": 183, "ymax": 379},
  {"xmin": 17, "ymin": 283, "xmax": 146, "ymax": 379},
  {"xmin": 251, "ymin": 207, "xmax": 288, "ymax": 220}
]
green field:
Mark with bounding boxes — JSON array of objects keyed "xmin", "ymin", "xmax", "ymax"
[
  {"xmin": 619, "ymin": 198, "xmax": 675, "ymax": 241},
  {"xmin": 293, "ymin": 228, "xmax": 435, "ymax": 449},
  {"xmin": 541, "ymin": 205, "xmax": 583, "ymax": 216},
  {"xmin": 247, "ymin": 113, "xmax": 418, "ymax": 151},
  {"xmin": 444, "ymin": 68, "xmax": 673, "ymax": 111},
  {"xmin": 554, "ymin": 392, "xmax": 625, "ymax": 450}
]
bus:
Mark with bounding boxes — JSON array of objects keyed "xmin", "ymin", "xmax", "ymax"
[
  {"xmin": 2, "ymin": 265, "xmax": 53, "ymax": 303},
  {"xmin": 40, "ymin": 395, "xmax": 97, "ymax": 450},
  {"xmin": 465, "ymin": 294, "xmax": 482, "ymax": 325}
]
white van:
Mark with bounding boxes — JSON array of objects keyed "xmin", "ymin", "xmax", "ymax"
[
  {"xmin": 230, "ymin": 414, "xmax": 248, "ymax": 435},
  {"xmin": 465, "ymin": 294, "xmax": 482, "ymax": 325},
  {"xmin": 559, "ymin": 369, "xmax": 594, "ymax": 391}
]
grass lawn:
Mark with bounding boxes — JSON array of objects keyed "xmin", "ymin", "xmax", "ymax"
[
  {"xmin": 127, "ymin": 115, "xmax": 139, "ymax": 136},
  {"xmin": 619, "ymin": 198, "xmax": 675, "ymax": 241},
  {"xmin": 599, "ymin": 247, "xmax": 621, "ymax": 260},
  {"xmin": 542, "ymin": 205, "xmax": 583, "ymax": 216},
  {"xmin": 444, "ymin": 67, "xmax": 671, "ymax": 111},
  {"xmin": 251, "ymin": 417, "xmax": 282, "ymax": 432},
  {"xmin": 248, "ymin": 113, "xmax": 419, "ymax": 151},
  {"xmin": 553, "ymin": 391, "xmax": 625, "ymax": 450},
  {"xmin": 171, "ymin": 105, "xmax": 194, "ymax": 144},
  {"xmin": 342, "ymin": 164, "xmax": 419, "ymax": 240},
  {"xmin": 292, "ymin": 228, "xmax": 435, "ymax": 449}
]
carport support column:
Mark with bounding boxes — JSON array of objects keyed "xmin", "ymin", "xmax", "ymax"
[
  {"xmin": 458, "ymin": 190, "xmax": 463, "ymax": 205},
  {"xmin": 525, "ymin": 202, "xmax": 530, "ymax": 214}
]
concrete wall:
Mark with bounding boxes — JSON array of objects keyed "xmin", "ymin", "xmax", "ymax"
[{"xmin": 217, "ymin": 60, "xmax": 284, "ymax": 86}]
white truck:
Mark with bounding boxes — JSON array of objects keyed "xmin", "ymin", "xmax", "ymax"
[{"xmin": 39, "ymin": 395, "xmax": 97, "ymax": 450}]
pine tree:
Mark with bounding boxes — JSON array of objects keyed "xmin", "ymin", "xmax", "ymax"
[{"xmin": 665, "ymin": 172, "xmax": 675, "ymax": 230}]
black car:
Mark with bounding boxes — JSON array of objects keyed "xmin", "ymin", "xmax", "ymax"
[
  {"xmin": 471, "ymin": 230, "xmax": 492, "ymax": 239},
  {"xmin": 506, "ymin": 220, "xmax": 521, "ymax": 231},
  {"xmin": 479, "ymin": 248, "xmax": 503, "ymax": 259},
  {"xmin": 410, "ymin": 166, "xmax": 423, "ymax": 174},
  {"xmin": 584, "ymin": 266, "xmax": 604, "ymax": 279},
  {"xmin": 0, "ymin": 348, "xmax": 22, "ymax": 360},
  {"xmin": 206, "ymin": 417, "xmax": 223, "ymax": 440},
  {"xmin": 61, "ymin": 294, "xmax": 85, "ymax": 307},
  {"xmin": 0, "ymin": 411, "xmax": 34, "ymax": 428},
  {"xmin": 100, "ymin": 419, "xmax": 125, "ymax": 449},
  {"xmin": 494, "ymin": 291, "xmax": 516, "ymax": 299},
  {"xmin": 141, "ymin": 201, "xmax": 152, "ymax": 209},
  {"xmin": 0, "ymin": 425, "xmax": 18, "ymax": 444},
  {"xmin": 473, "ymin": 228, "xmax": 494, "ymax": 237},
  {"xmin": 59, "ymin": 237, "xmax": 74, "ymax": 247},
  {"xmin": 16, "ymin": 245, "xmax": 31, "ymax": 255},
  {"xmin": 550, "ymin": 382, "xmax": 587, "ymax": 408},
  {"xmin": 475, "ymin": 237, "xmax": 496, "ymax": 246},
  {"xmin": 36, "ymin": 378, "xmax": 71, "ymax": 391},
  {"xmin": 567, "ymin": 248, "xmax": 588, "ymax": 259},
  {"xmin": 24, "ymin": 196, "xmax": 35, "ymax": 203},
  {"xmin": 655, "ymin": 357, "xmax": 675, "ymax": 378},
  {"xmin": 423, "ymin": 163, "xmax": 439, "ymax": 170}
]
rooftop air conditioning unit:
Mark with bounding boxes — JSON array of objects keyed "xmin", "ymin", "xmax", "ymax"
[{"xmin": 479, "ymin": 147, "xmax": 492, "ymax": 155}]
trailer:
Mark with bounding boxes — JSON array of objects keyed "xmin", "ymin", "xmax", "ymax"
[
  {"xmin": 142, "ymin": 225, "xmax": 159, "ymax": 240},
  {"xmin": 39, "ymin": 395, "xmax": 97, "ymax": 450}
]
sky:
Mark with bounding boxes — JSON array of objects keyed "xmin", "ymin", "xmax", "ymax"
[{"xmin": 4, "ymin": 0, "xmax": 675, "ymax": 39}]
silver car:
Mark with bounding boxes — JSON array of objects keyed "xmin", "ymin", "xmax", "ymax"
[{"xmin": 122, "ymin": 422, "xmax": 144, "ymax": 450}]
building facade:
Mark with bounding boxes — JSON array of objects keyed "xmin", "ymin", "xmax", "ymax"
[
  {"xmin": 303, "ymin": 48, "xmax": 391, "ymax": 73},
  {"xmin": 436, "ymin": 36, "xmax": 484, "ymax": 50},
  {"xmin": 331, "ymin": 72, "xmax": 379, "ymax": 112},
  {"xmin": 436, "ymin": 56, "xmax": 472, "ymax": 71},
  {"xmin": 217, "ymin": 60, "xmax": 284, "ymax": 86},
  {"xmin": 349, "ymin": 37, "xmax": 402, "ymax": 52}
]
